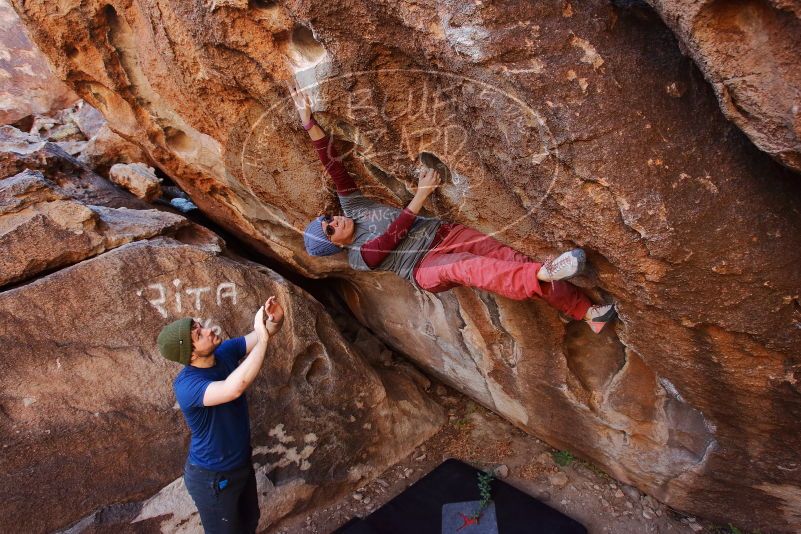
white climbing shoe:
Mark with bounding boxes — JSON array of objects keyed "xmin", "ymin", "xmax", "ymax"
[
  {"xmin": 539, "ymin": 249, "xmax": 586, "ymax": 282},
  {"xmin": 585, "ymin": 303, "xmax": 617, "ymax": 334}
]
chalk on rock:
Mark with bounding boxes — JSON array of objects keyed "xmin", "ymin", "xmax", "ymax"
[{"xmin": 109, "ymin": 163, "xmax": 162, "ymax": 201}]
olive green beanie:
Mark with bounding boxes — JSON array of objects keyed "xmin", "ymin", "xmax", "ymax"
[{"xmin": 157, "ymin": 317, "xmax": 193, "ymax": 365}]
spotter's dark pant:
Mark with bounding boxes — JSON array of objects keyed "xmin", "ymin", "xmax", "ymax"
[{"xmin": 184, "ymin": 460, "xmax": 259, "ymax": 534}]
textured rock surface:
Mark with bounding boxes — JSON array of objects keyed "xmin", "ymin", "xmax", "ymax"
[
  {"xmin": 78, "ymin": 123, "xmax": 151, "ymax": 175},
  {"xmin": 0, "ymin": 236, "xmax": 444, "ymax": 533},
  {"xmin": 646, "ymin": 0, "xmax": 801, "ymax": 172},
  {"xmin": 109, "ymin": 162, "xmax": 162, "ymax": 200},
  {"xmin": 69, "ymin": 100, "xmax": 106, "ymax": 139},
  {"xmin": 0, "ymin": 124, "xmax": 147, "ymax": 208},
  {"xmin": 64, "ymin": 100, "xmax": 153, "ymax": 175},
  {"xmin": 0, "ymin": 124, "xmax": 443, "ymax": 532},
  {"xmin": 10, "ymin": 99, "xmax": 151, "ymax": 175},
  {"xmin": 9, "ymin": 0, "xmax": 801, "ymax": 531},
  {"xmin": 0, "ymin": 0, "xmax": 77, "ymax": 124},
  {"xmin": 0, "ymin": 168, "xmax": 184, "ymax": 287}
]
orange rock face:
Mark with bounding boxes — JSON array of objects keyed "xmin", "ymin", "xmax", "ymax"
[
  {"xmin": 8, "ymin": 0, "xmax": 801, "ymax": 531},
  {"xmin": 0, "ymin": 124, "xmax": 443, "ymax": 533},
  {"xmin": 646, "ymin": 0, "xmax": 801, "ymax": 172},
  {"xmin": 0, "ymin": 0, "xmax": 77, "ymax": 124}
]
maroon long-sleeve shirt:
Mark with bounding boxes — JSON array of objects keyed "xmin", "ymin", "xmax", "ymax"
[{"xmin": 312, "ymin": 136, "xmax": 418, "ymax": 269}]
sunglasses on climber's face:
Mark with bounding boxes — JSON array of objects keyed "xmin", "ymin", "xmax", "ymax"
[{"xmin": 322, "ymin": 215, "xmax": 336, "ymax": 237}]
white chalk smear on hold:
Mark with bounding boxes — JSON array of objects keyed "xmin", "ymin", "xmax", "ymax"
[
  {"xmin": 268, "ymin": 423, "xmax": 295, "ymax": 443},
  {"xmin": 441, "ymin": 12, "xmax": 489, "ymax": 62}
]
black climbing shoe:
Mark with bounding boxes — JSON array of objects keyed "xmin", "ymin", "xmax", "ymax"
[{"xmin": 585, "ymin": 303, "xmax": 617, "ymax": 334}]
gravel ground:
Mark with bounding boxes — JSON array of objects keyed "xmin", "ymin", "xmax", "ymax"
[{"xmin": 272, "ymin": 384, "xmax": 725, "ymax": 534}]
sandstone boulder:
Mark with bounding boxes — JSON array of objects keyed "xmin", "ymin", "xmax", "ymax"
[
  {"xmin": 0, "ymin": 235, "xmax": 443, "ymax": 533},
  {"xmin": 0, "ymin": 107, "xmax": 443, "ymax": 531},
  {"xmin": 78, "ymin": 123, "xmax": 151, "ymax": 176},
  {"xmin": 0, "ymin": 169, "xmax": 184, "ymax": 287},
  {"xmin": 646, "ymin": 0, "xmax": 801, "ymax": 172},
  {"xmin": 9, "ymin": 0, "xmax": 801, "ymax": 530},
  {"xmin": 109, "ymin": 162, "xmax": 162, "ymax": 201},
  {"xmin": 9, "ymin": 98, "xmax": 150, "ymax": 176},
  {"xmin": 65, "ymin": 100, "xmax": 154, "ymax": 176},
  {"xmin": 0, "ymin": 125, "xmax": 150, "ymax": 210},
  {"xmin": 27, "ymin": 109, "xmax": 84, "ymax": 142},
  {"xmin": 69, "ymin": 100, "xmax": 106, "ymax": 139},
  {"xmin": 0, "ymin": 0, "xmax": 77, "ymax": 124}
]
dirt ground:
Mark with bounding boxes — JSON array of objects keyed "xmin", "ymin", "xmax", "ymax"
[{"xmin": 273, "ymin": 384, "xmax": 722, "ymax": 534}]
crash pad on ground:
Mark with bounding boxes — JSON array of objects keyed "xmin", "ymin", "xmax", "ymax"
[{"xmin": 334, "ymin": 459, "xmax": 587, "ymax": 534}]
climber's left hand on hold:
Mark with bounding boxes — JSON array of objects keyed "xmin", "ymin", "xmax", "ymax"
[
  {"xmin": 417, "ymin": 167, "xmax": 442, "ymax": 198},
  {"xmin": 287, "ymin": 81, "xmax": 312, "ymax": 124}
]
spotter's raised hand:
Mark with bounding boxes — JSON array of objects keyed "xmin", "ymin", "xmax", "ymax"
[{"xmin": 264, "ymin": 296, "xmax": 285, "ymax": 335}]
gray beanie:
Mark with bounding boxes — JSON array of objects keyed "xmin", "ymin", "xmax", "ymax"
[{"xmin": 304, "ymin": 215, "xmax": 342, "ymax": 256}]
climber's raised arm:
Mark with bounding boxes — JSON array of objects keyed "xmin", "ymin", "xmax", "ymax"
[
  {"xmin": 291, "ymin": 79, "xmax": 615, "ymax": 334},
  {"xmin": 288, "ymin": 83, "xmax": 359, "ymax": 196}
]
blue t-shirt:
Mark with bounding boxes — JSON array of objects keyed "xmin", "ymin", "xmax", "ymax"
[{"xmin": 174, "ymin": 337, "xmax": 250, "ymax": 471}]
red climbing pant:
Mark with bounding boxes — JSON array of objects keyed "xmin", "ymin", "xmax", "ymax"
[{"xmin": 413, "ymin": 224, "xmax": 592, "ymax": 320}]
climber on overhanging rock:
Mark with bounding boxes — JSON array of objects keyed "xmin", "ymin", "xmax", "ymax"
[{"xmin": 289, "ymin": 85, "xmax": 616, "ymax": 334}]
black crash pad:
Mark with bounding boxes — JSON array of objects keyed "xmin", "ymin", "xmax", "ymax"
[{"xmin": 333, "ymin": 459, "xmax": 587, "ymax": 534}]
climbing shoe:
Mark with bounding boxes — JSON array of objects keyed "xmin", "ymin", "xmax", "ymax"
[
  {"xmin": 585, "ymin": 303, "xmax": 617, "ymax": 334},
  {"xmin": 539, "ymin": 248, "xmax": 586, "ymax": 282}
]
